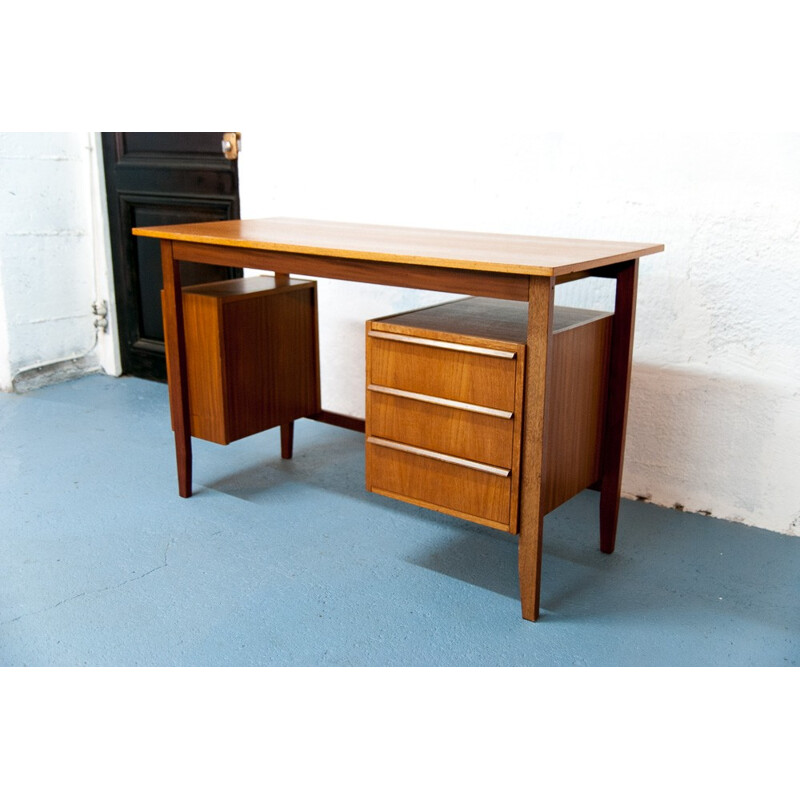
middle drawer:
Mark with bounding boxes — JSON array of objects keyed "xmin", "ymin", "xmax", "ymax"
[{"xmin": 367, "ymin": 386, "xmax": 515, "ymax": 468}]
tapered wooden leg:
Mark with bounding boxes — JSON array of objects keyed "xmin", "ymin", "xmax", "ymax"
[
  {"xmin": 599, "ymin": 259, "xmax": 638, "ymax": 553},
  {"xmin": 280, "ymin": 422, "xmax": 294, "ymax": 459},
  {"xmin": 517, "ymin": 276, "xmax": 556, "ymax": 621},
  {"xmin": 160, "ymin": 240, "xmax": 193, "ymax": 498},
  {"xmin": 275, "ymin": 270, "xmax": 295, "ymax": 460}
]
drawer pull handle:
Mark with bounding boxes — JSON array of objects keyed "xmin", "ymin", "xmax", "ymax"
[
  {"xmin": 369, "ymin": 330, "xmax": 516, "ymax": 359},
  {"xmin": 368, "ymin": 436, "xmax": 511, "ymax": 477},
  {"xmin": 368, "ymin": 384, "xmax": 513, "ymax": 419}
]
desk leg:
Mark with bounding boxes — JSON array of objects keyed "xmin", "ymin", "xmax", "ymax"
[
  {"xmin": 273, "ymin": 270, "xmax": 295, "ymax": 460},
  {"xmin": 599, "ymin": 259, "xmax": 638, "ymax": 553},
  {"xmin": 518, "ymin": 276, "xmax": 555, "ymax": 621},
  {"xmin": 280, "ymin": 423, "xmax": 294, "ymax": 459},
  {"xmin": 161, "ymin": 240, "xmax": 193, "ymax": 498}
]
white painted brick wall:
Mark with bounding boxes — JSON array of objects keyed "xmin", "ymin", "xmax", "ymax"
[{"xmin": 0, "ymin": 132, "xmax": 100, "ymax": 389}]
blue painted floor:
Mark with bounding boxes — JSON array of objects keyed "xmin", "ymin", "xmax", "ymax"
[{"xmin": 1, "ymin": 374, "xmax": 797, "ymax": 667}]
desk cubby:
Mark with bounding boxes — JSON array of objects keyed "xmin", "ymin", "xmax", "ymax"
[{"xmin": 164, "ymin": 275, "xmax": 320, "ymax": 446}]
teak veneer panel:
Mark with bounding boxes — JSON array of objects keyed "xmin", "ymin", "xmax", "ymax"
[{"xmin": 543, "ymin": 316, "xmax": 612, "ymax": 513}]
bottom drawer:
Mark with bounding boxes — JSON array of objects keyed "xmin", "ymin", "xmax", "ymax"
[{"xmin": 366, "ymin": 438, "xmax": 513, "ymax": 531}]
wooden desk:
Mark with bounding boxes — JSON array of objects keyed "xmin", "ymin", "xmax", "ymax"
[{"xmin": 133, "ymin": 218, "xmax": 664, "ymax": 621}]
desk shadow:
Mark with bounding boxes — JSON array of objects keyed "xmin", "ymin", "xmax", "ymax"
[
  {"xmin": 402, "ymin": 508, "xmax": 614, "ymax": 611},
  {"xmin": 197, "ymin": 423, "xmax": 369, "ymax": 503},
  {"xmin": 402, "ymin": 493, "xmax": 611, "ymax": 606},
  {"xmin": 405, "ymin": 520, "xmax": 522, "ymax": 600},
  {"xmin": 196, "ymin": 423, "xmax": 800, "ymax": 638}
]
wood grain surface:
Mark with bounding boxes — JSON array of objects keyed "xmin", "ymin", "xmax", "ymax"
[{"xmin": 133, "ymin": 217, "xmax": 663, "ymax": 277}]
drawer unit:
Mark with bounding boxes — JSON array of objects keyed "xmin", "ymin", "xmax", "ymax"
[
  {"xmin": 365, "ymin": 297, "xmax": 612, "ymax": 533},
  {"xmin": 164, "ymin": 275, "xmax": 321, "ymax": 445},
  {"xmin": 366, "ymin": 298, "xmax": 526, "ymax": 533}
]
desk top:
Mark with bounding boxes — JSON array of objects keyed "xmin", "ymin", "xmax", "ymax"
[{"xmin": 133, "ymin": 217, "xmax": 664, "ymax": 277}]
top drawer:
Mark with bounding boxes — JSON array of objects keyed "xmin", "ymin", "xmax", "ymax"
[{"xmin": 368, "ymin": 331, "xmax": 520, "ymax": 412}]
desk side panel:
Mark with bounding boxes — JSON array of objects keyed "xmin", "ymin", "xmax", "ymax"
[
  {"xmin": 181, "ymin": 293, "xmax": 228, "ymax": 444},
  {"xmin": 543, "ymin": 315, "xmax": 612, "ymax": 513},
  {"xmin": 221, "ymin": 284, "xmax": 321, "ymax": 442}
]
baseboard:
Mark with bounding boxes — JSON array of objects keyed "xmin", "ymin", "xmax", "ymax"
[{"xmin": 12, "ymin": 355, "xmax": 102, "ymax": 393}]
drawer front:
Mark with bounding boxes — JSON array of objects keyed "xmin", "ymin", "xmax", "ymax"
[
  {"xmin": 368, "ymin": 334, "xmax": 519, "ymax": 411},
  {"xmin": 367, "ymin": 387, "xmax": 514, "ymax": 468},
  {"xmin": 366, "ymin": 438, "xmax": 512, "ymax": 530}
]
